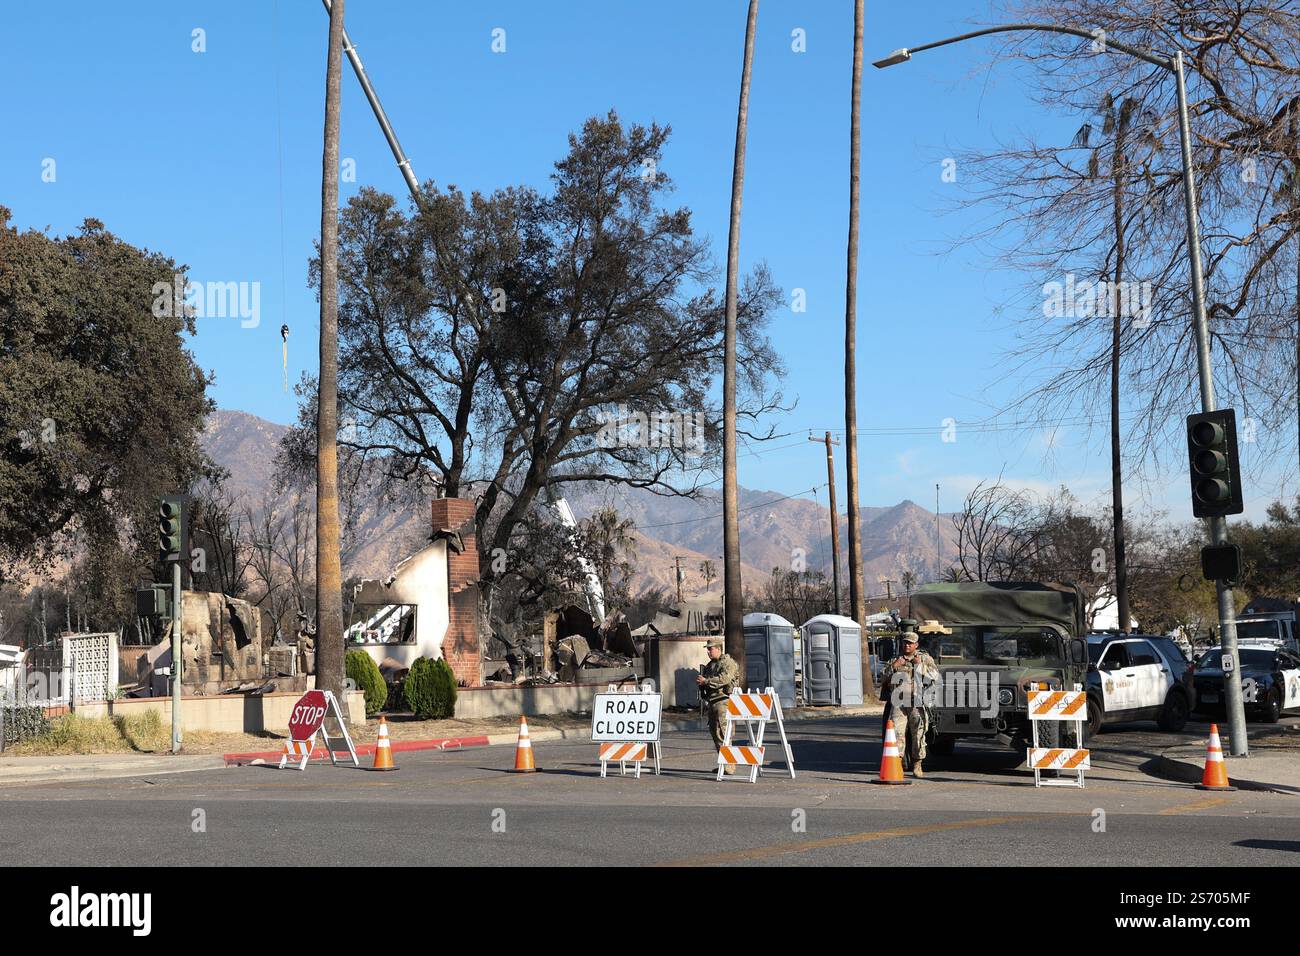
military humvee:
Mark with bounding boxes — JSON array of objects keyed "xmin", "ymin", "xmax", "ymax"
[{"xmin": 907, "ymin": 581, "xmax": 1089, "ymax": 757}]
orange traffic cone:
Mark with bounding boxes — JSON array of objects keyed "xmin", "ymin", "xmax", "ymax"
[
  {"xmin": 512, "ymin": 716, "xmax": 536, "ymax": 772},
  {"xmin": 1196, "ymin": 723, "xmax": 1235, "ymax": 791},
  {"xmin": 872, "ymin": 719, "xmax": 911, "ymax": 785},
  {"xmin": 370, "ymin": 715, "xmax": 398, "ymax": 771}
]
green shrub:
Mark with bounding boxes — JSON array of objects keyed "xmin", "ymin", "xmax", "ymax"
[
  {"xmin": 346, "ymin": 650, "xmax": 388, "ymax": 716},
  {"xmin": 403, "ymin": 657, "xmax": 457, "ymax": 719}
]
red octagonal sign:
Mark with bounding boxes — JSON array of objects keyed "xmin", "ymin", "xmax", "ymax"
[{"xmin": 288, "ymin": 690, "xmax": 328, "ymax": 741}]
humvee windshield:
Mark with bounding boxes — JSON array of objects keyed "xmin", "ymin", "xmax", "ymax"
[{"xmin": 926, "ymin": 626, "xmax": 1065, "ymax": 666}]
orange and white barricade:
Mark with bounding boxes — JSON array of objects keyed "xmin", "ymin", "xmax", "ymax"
[
  {"xmin": 717, "ymin": 687, "xmax": 796, "ymax": 783},
  {"xmin": 1027, "ymin": 689, "xmax": 1089, "ymax": 789},
  {"xmin": 591, "ymin": 681, "xmax": 662, "ymax": 778},
  {"xmin": 598, "ymin": 741, "xmax": 650, "ymax": 778}
]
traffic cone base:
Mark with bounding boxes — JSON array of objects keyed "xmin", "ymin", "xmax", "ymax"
[
  {"xmin": 370, "ymin": 715, "xmax": 398, "ymax": 771},
  {"xmin": 1195, "ymin": 723, "xmax": 1236, "ymax": 791},
  {"xmin": 872, "ymin": 719, "xmax": 912, "ymax": 786},
  {"xmin": 512, "ymin": 715, "xmax": 537, "ymax": 772}
]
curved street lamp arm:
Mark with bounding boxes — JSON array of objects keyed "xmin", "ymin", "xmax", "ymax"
[{"xmin": 882, "ymin": 23, "xmax": 1172, "ymax": 71}]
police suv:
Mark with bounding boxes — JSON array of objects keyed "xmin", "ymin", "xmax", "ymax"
[
  {"xmin": 1193, "ymin": 640, "xmax": 1300, "ymax": 723},
  {"xmin": 1085, "ymin": 634, "xmax": 1196, "ymax": 736}
]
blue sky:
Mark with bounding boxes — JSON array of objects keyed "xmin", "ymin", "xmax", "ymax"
[{"xmin": 1, "ymin": 0, "xmax": 1288, "ymax": 525}]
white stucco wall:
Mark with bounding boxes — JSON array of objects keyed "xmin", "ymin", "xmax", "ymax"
[{"xmin": 352, "ymin": 541, "xmax": 450, "ymax": 670}]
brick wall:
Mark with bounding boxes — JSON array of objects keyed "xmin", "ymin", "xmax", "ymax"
[{"xmin": 430, "ymin": 497, "xmax": 483, "ymax": 687}]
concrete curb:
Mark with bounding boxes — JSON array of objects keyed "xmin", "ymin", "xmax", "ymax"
[
  {"xmin": 1154, "ymin": 747, "xmax": 1300, "ymax": 794},
  {"xmin": 0, "ymin": 754, "xmax": 228, "ymax": 786},
  {"xmin": 223, "ymin": 704, "xmax": 882, "ymax": 765}
]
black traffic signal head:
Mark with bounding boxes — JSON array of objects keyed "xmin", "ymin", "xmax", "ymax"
[
  {"xmin": 159, "ymin": 494, "xmax": 185, "ymax": 563},
  {"xmin": 1201, "ymin": 544, "xmax": 1242, "ymax": 585},
  {"xmin": 1186, "ymin": 409, "xmax": 1244, "ymax": 518}
]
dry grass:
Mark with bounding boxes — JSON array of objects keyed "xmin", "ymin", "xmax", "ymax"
[{"xmin": 9, "ymin": 710, "xmax": 170, "ymax": 755}]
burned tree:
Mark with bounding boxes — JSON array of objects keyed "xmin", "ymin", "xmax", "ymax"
[{"xmin": 289, "ymin": 112, "xmax": 785, "ymax": 609}]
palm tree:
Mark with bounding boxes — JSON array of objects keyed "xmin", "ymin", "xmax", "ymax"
[
  {"xmin": 722, "ymin": 0, "xmax": 759, "ymax": 670},
  {"xmin": 314, "ymin": 0, "xmax": 346, "ymax": 698},
  {"xmin": 844, "ymin": 0, "xmax": 873, "ymax": 700},
  {"xmin": 700, "ymin": 559, "xmax": 716, "ymax": 592}
]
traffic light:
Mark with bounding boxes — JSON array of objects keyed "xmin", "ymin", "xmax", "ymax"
[
  {"xmin": 159, "ymin": 494, "xmax": 186, "ymax": 564},
  {"xmin": 1186, "ymin": 409, "xmax": 1244, "ymax": 518},
  {"xmin": 1201, "ymin": 544, "xmax": 1242, "ymax": 585}
]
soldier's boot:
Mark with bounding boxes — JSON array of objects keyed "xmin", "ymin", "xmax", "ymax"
[
  {"xmin": 724, "ymin": 764, "xmax": 736, "ymax": 775},
  {"xmin": 912, "ymin": 763, "xmax": 924, "ymax": 778}
]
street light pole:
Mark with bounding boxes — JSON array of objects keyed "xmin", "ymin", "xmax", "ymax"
[{"xmin": 875, "ymin": 24, "xmax": 1247, "ymax": 755}]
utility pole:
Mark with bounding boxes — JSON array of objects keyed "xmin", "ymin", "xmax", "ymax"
[
  {"xmin": 674, "ymin": 556, "xmax": 685, "ymax": 604},
  {"xmin": 882, "ymin": 579, "xmax": 894, "ymax": 602},
  {"xmin": 809, "ymin": 433, "xmax": 842, "ymax": 615},
  {"xmin": 935, "ymin": 483, "xmax": 941, "ymax": 579}
]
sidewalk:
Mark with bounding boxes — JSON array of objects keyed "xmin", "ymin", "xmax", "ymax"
[
  {"xmin": 0, "ymin": 752, "xmax": 226, "ymax": 786},
  {"xmin": 0, "ymin": 701, "xmax": 883, "ymax": 781},
  {"xmin": 1157, "ymin": 727, "xmax": 1300, "ymax": 794}
]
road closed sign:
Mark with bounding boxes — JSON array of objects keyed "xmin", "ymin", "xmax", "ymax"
[
  {"xmin": 288, "ymin": 690, "xmax": 329, "ymax": 742},
  {"xmin": 591, "ymin": 692, "xmax": 661, "ymax": 742}
]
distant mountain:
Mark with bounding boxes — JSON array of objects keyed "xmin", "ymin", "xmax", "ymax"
[{"xmin": 202, "ymin": 409, "xmax": 960, "ymax": 598}]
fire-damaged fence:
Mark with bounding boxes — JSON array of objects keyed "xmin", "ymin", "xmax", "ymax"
[{"xmin": 0, "ymin": 633, "xmax": 119, "ymax": 749}]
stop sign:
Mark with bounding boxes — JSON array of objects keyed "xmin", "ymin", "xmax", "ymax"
[{"xmin": 288, "ymin": 690, "xmax": 329, "ymax": 741}]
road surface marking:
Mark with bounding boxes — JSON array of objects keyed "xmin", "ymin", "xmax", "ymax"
[
  {"xmin": 654, "ymin": 814, "xmax": 1045, "ymax": 866},
  {"xmin": 1159, "ymin": 795, "xmax": 1234, "ymax": 815}
]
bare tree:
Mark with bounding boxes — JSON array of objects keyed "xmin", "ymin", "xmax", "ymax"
[
  {"xmin": 951, "ymin": 1, "xmax": 1300, "ymax": 482},
  {"xmin": 952, "ymin": 479, "xmax": 1053, "ymax": 581},
  {"xmin": 244, "ymin": 496, "xmax": 292, "ymax": 643},
  {"xmin": 189, "ymin": 480, "xmax": 253, "ymax": 598}
]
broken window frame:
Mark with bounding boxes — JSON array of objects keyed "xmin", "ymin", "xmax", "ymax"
[{"xmin": 344, "ymin": 603, "xmax": 418, "ymax": 646}]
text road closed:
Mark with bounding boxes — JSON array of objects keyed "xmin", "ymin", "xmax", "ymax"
[{"xmin": 591, "ymin": 693, "xmax": 661, "ymax": 742}]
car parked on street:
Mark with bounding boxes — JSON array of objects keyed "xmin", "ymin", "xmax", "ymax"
[
  {"xmin": 1084, "ymin": 634, "xmax": 1196, "ymax": 736},
  {"xmin": 1192, "ymin": 644, "xmax": 1300, "ymax": 723}
]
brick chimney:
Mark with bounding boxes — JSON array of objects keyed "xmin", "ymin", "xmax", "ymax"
[{"xmin": 430, "ymin": 497, "xmax": 482, "ymax": 687}]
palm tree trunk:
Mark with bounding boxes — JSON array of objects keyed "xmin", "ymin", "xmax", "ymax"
[
  {"xmin": 722, "ymin": 0, "xmax": 759, "ymax": 670},
  {"xmin": 844, "ymin": 0, "xmax": 876, "ymax": 699},
  {"xmin": 314, "ymin": 0, "xmax": 346, "ymax": 699}
]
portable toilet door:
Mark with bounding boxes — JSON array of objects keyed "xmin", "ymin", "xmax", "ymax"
[
  {"xmin": 801, "ymin": 617, "xmax": 839, "ymax": 705},
  {"xmin": 837, "ymin": 623, "xmax": 864, "ymax": 706},
  {"xmin": 743, "ymin": 612, "xmax": 796, "ymax": 707},
  {"xmin": 743, "ymin": 616, "xmax": 770, "ymax": 690}
]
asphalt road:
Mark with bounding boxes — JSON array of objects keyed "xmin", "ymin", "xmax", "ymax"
[{"xmin": 2, "ymin": 714, "xmax": 1297, "ymax": 866}]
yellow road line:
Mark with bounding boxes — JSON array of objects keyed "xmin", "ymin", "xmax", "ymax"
[
  {"xmin": 1158, "ymin": 795, "xmax": 1234, "ymax": 815},
  {"xmin": 654, "ymin": 814, "xmax": 1042, "ymax": 867}
]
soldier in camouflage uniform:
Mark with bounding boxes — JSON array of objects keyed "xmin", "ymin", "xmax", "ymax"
[
  {"xmin": 696, "ymin": 636, "xmax": 740, "ymax": 774},
  {"xmin": 882, "ymin": 631, "xmax": 939, "ymax": 777}
]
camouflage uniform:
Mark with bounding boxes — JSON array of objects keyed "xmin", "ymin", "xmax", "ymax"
[
  {"xmin": 700, "ymin": 650, "xmax": 740, "ymax": 752},
  {"xmin": 884, "ymin": 644, "xmax": 939, "ymax": 768}
]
